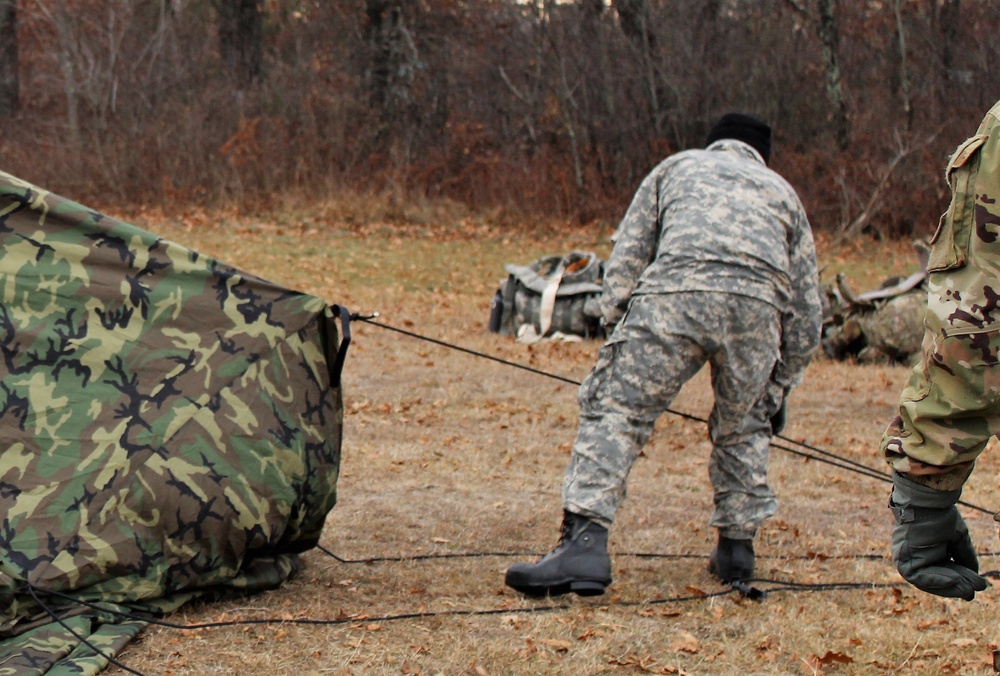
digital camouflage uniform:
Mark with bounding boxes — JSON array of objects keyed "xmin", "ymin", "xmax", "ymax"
[
  {"xmin": 881, "ymin": 99, "xmax": 1000, "ymax": 489},
  {"xmin": 563, "ymin": 139, "xmax": 823, "ymax": 538}
]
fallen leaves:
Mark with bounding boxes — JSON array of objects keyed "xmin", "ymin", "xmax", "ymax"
[
  {"xmin": 608, "ymin": 653, "xmax": 685, "ymax": 674},
  {"xmin": 668, "ymin": 631, "xmax": 700, "ymax": 654},
  {"xmin": 539, "ymin": 638, "xmax": 572, "ymax": 652},
  {"xmin": 916, "ymin": 617, "xmax": 949, "ymax": 630},
  {"xmin": 577, "ymin": 626, "xmax": 608, "ymax": 640},
  {"xmin": 815, "ymin": 650, "xmax": 853, "ymax": 666},
  {"xmin": 801, "ymin": 650, "xmax": 854, "ymax": 674}
]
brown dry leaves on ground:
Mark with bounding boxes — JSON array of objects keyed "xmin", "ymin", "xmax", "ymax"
[{"xmin": 104, "ymin": 209, "xmax": 1000, "ymax": 675}]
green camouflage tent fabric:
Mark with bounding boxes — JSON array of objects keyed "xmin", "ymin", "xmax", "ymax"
[{"xmin": 0, "ymin": 170, "xmax": 347, "ymax": 674}]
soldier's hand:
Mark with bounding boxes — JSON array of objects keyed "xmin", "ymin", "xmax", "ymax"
[
  {"xmin": 890, "ymin": 472, "xmax": 988, "ymax": 601},
  {"xmin": 600, "ymin": 311, "xmax": 622, "ymax": 338},
  {"xmin": 769, "ymin": 399, "xmax": 787, "ymax": 435}
]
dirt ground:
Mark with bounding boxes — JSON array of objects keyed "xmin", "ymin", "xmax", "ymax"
[{"xmin": 103, "ymin": 216, "xmax": 1000, "ymax": 675}]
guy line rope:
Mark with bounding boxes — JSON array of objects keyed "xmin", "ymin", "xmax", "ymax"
[{"xmin": 353, "ymin": 314, "xmax": 992, "ymax": 515}]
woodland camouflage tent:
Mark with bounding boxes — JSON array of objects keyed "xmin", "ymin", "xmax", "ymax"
[{"xmin": 0, "ymin": 170, "xmax": 347, "ymax": 674}]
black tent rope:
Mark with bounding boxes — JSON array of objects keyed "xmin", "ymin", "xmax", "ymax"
[
  {"xmin": 352, "ymin": 314, "xmax": 994, "ymax": 516},
  {"xmin": 19, "ymin": 549, "xmax": 1000, "ymax": 675},
  {"xmin": 27, "ymin": 563, "xmax": 999, "ymax": 676},
  {"xmin": 312, "ymin": 545, "xmax": 1000, "ymax": 599},
  {"xmin": 24, "ymin": 571, "xmax": 918, "ymax": 637},
  {"xmin": 314, "ymin": 547, "xmax": 1000, "ymax": 566},
  {"xmin": 22, "ymin": 583, "xmax": 145, "ymax": 676},
  {"xmin": 314, "ymin": 545, "xmax": 898, "ymax": 565}
]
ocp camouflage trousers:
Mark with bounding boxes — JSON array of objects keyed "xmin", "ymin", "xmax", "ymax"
[{"xmin": 562, "ymin": 292, "xmax": 783, "ymax": 538}]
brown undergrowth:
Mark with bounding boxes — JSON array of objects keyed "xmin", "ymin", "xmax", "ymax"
[{"xmin": 103, "ymin": 209, "xmax": 1000, "ymax": 675}]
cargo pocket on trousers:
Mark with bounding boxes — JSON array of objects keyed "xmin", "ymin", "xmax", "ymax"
[
  {"xmin": 580, "ymin": 302, "xmax": 635, "ymax": 407},
  {"xmin": 902, "ymin": 330, "xmax": 939, "ymax": 403}
]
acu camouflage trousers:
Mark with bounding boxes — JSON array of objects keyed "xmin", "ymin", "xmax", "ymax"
[{"xmin": 562, "ymin": 292, "xmax": 784, "ymax": 539}]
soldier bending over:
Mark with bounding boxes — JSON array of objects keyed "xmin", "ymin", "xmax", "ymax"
[{"xmin": 505, "ymin": 113, "xmax": 823, "ymax": 596}]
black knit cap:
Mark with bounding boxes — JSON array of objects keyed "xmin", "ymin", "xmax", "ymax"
[{"xmin": 705, "ymin": 113, "xmax": 772, "ymax": 164}]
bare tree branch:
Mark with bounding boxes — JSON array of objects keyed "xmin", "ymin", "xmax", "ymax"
[
  {"xmin": 837, "ymin": 126, "xmax": 947, "ymax": 241},
  {"xmin": 782, "ymin": 0, "xmax": 809, "ymax": 17}
]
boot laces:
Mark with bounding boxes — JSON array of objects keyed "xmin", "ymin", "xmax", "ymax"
[
  {"xmin": 558, "ymin": 516, "xmax": 575, "ymax": 544},
  {"xmin": 559, "ymin": 513, "xmax": 593, "ymax": 545}
]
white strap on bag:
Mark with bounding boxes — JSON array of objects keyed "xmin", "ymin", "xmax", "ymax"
[{"xmin": 537, "ymin": 263, "xmax": 566, "ymax": 337}]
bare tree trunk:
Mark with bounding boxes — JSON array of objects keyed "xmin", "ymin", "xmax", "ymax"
[
  {"xmin": 365, "ymin": 0, "xmax": 396, "ymax": 112},
  {"xmin": 54, "ymin": 15, "xmax": 81, "ymax": 153},
  {"xmin": 31, "ymin": 2, "xmax": 81, "ymax": 151},
  {"xmin": 542, "ymin": 0, "xmax": 588, "ymax": 221},
  {"xmin": 578, "ymin": 0, "xmax": 622, "ymax": 184},
  {"xmin": 816, "ymin": 0, "xmax": 850, "ymax": 149},
  {"xmin": 579, "ymin": 0, "xmax": 603, "ymax": 20},
  {"xmin": 0, "ymin": 0, "xmax": 17, "ymax": 116},
  {"xmin": 893, "ymin": 0, "xmax": 913, "ymax": 131},
  {"xmin": 365, "ymin": 0, "xmax": 418, "ymax": 127},
  {"xmin": 215, "ymin": 0, "xmax": 263, "ymax": 87},
  {"xmin": 614, "ymin": 0, "xmax": 654, "ymax": 52},
  {"xmin": 934, "ymin": 0, "xmax": 960, "ymax": 113},
  {"xmin": 785, "ymin": 0, "xmax": 851, "ymax": 149},
  {"xmin": 613, "ymin": 0, "xmax": 663, "ymax": 137}
]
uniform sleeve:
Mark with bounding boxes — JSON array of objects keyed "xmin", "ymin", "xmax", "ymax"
[
  {"xmin": 776, "ymin": 203, "xmax": 823, "ymax": 390},
  {"xmin": 598, "ymin": 170, "xmax": 662, "ymax": 328},
  {"xmin": 879, "ymin": 103, "xmax": 1000, "ymax": 488}
]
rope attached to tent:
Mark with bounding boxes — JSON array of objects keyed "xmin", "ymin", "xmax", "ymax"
[
  {"xmin": 21, "ymin": 583, "xmax": 146, "ymax": 676},
  {"xmin": 352, "ymin": 314, "xmax": 994, "ymax": 515},
  {"xmin": 24, "ymin": 560, "xmax": 921, "ymax": 634}
]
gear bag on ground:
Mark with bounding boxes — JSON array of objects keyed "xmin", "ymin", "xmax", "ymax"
[{"xmin": 489, "ymin": 251, "xmax": 605, "ymax": 341}]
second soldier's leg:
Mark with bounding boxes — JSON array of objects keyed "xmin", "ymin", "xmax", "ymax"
[
  {"xmin": 563, "ymin": 295, "xmax": 708, "ymax": 525},
  {"xmin": 705, "ymin": 296, "xmax": 782, "ymax": 582},
  {"xmin": 707, "ymin": 394, "xmax": 779, "ymax": 538},
  {"xmin": 506, "ymin": 294, "xmax": 709, "ymax": 597}
]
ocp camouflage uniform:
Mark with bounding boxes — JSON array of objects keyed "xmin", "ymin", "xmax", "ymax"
[
  {"xmin": 881, "ymin": 99, "xmax": 1000, "ymax": 489},
  {"xmin": 563, "ymin": 139, "xmax": 822, "ymax": 538}
]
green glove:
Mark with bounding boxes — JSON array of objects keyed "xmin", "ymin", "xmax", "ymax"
[{"xmin": 889, "ymin": 472, "xmax": 987, "ymax": 601}]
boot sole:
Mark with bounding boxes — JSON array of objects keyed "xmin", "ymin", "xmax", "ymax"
[{"xmin": 505, "ymin": 575, "xmax": 609, "ymax": 598}]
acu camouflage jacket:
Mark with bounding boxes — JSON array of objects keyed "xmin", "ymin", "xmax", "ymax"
[{"xmin": 600, "ymin": 139, "xmax": 822, "ymax": 389}]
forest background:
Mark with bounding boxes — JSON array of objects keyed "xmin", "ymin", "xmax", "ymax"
[{"xmin": 1, "ymin": 0, "xmax": 999, "ymax": 239}]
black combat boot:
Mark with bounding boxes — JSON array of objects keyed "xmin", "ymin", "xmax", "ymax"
[
  {"xmin": 708, "ymin": 534, "xmax": 755, "ymax": 583},
  {"xmin": 505, "ymin": 511, "xmax": 612, "ymax": 597}
]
